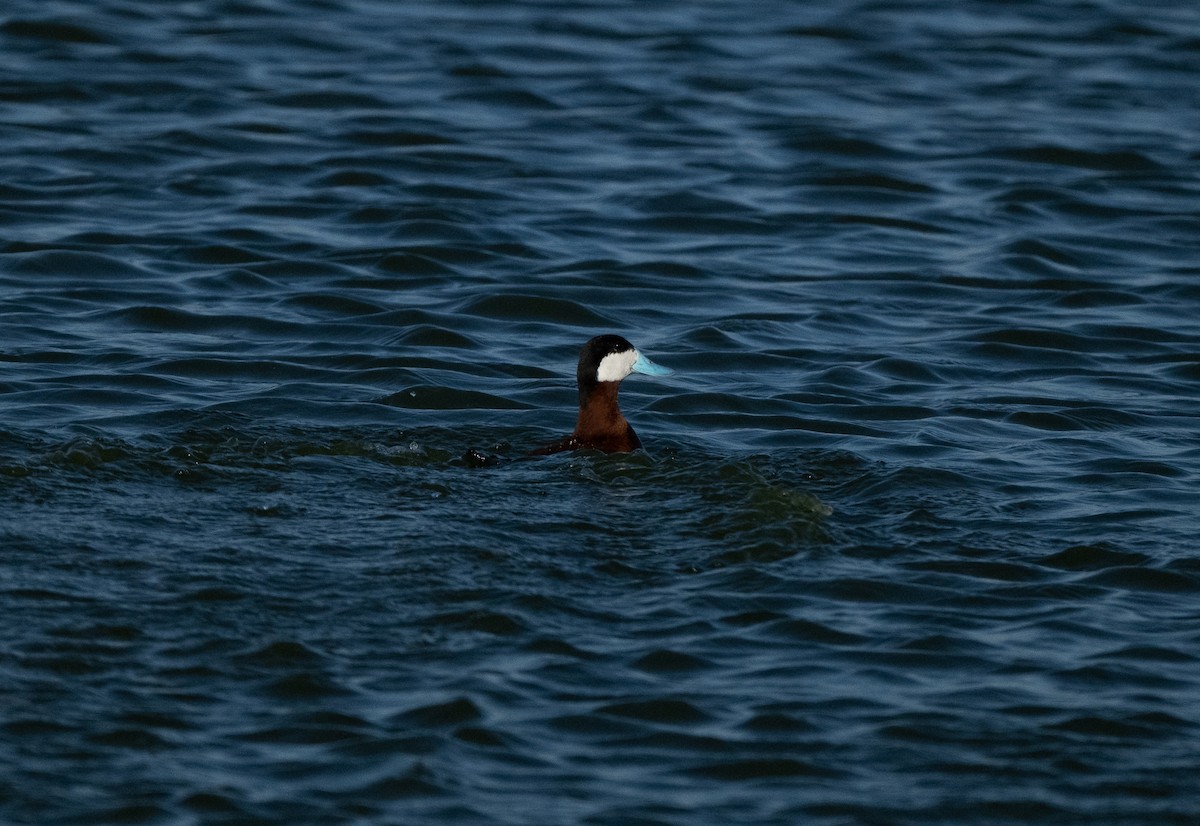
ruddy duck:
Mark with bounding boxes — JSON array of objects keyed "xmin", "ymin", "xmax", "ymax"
[{"xmin": 532, "ymin": 334, "xmax": 673, "ymax": 455}]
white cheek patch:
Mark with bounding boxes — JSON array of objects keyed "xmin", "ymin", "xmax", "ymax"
[{"xmin": 596, "ymin": 349, "xmax": 637, "ymax": 383}]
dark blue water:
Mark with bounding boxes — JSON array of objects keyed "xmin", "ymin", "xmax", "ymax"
[{"xmin": 3, "ymin": 1, "xmax": 1200, "ymax": 823}]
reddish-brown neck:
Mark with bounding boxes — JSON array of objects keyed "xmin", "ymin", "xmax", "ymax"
[{"xmin": 574, "ymin": 381, "xmax": 626, "ymax": 438}]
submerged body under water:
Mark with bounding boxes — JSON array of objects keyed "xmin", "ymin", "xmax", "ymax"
[{"xmin": 2, "ymin": 0, "xmax": 1200, "ymax": 823}]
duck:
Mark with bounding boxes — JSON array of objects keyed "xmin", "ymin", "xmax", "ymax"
[{"xmin": 531, "ymin": 334, "xmax": 673, "ymax": 455}]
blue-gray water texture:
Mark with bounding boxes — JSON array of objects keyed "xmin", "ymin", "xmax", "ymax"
[{"xmin": 3, "ymin": 1, "xmax": 1199, "ymax": 824}]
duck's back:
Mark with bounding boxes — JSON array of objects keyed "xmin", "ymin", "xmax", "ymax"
[{"xmin": 531, "ymin": 424, "xmax": 641, "ymax": 455}]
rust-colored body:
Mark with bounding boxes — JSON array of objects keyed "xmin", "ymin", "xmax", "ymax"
[{"xmin": 531, "ymin": 381, "xmax": 641, "ymax": 455}]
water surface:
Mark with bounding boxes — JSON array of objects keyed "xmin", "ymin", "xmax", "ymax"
[{"xmin": 2, "ymin": 1, "xmax": 1199, "ymax": 823}]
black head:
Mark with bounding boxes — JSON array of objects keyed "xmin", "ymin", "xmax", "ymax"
[{"xmin": 576, "ymin": 334, "xmax": 635, "ymax": 398}]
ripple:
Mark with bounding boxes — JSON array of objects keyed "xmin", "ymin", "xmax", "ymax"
[
  {"xmin": 397, "ymin": 698, "xmax": 483, "ymax": 728},
  {"xmin": 1, "ymin": 18, "xmax": 112, "ymax": 44},
  {"xmin": 342, "ymin": 128, "xmax": 459, "ymax": 147},
  {"xmin": 780, "ymin": 126, "xmax": 899, "ymax": 157},
  {"xmin": 1082, "ymin": 566, "xmax": 1200, "ymax": 593},
  {"xmin": 3, "ymin": 249, "xmax": 152, "ymax": 279},
  {"xmin": 631, "ymin": 649, "xmax": 712, "ymax": 673},
  {"xmin": 458, "ymin": 294, "xmax": 614, "ymax": 325},
  {"xmin": 1038, "ymin": 544, "xmax": 1151, "ymax": 570},
  {"xmin": 263, "ymin": 673, "xmax": 352, "ymax": 700},
  {"xmin": 761, "ymin": 618, "xmax": 867, "ymax": 646},
  {"xmin": 353, "ymin": 764, "xmax": 449, "ymax": 799},
  {"xmin": 234, "ymin": 641, "xmax": 324, "ymax": 668},
  {"xmin": 988, "ymin": 145, "xmax": 1164, "ymax": 172},
  {"xmin": 687, "ymin": 757, "xmax": 842, "ymax": 781},
  {"xmin": 598, "ymin": 699, "xmax": 710, "ymax": 725},
  {"xmin": 381, "ymin": 386, "xmax": 529, "ymax": 410}
]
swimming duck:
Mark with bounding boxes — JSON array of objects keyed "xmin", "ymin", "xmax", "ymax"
[{"xmin": 532, "ymin": 334, "xmax": 673, "ymax": 455}]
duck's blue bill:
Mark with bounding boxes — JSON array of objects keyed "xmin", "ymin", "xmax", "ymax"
[{"xmin": 631, "ymin": 351, "xmax": 674, "ymax": 376}]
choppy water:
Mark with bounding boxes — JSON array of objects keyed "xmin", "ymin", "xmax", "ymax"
[{"xmin": 3, "ymin": 1, "xmax": 1200, "ymax": 823}]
